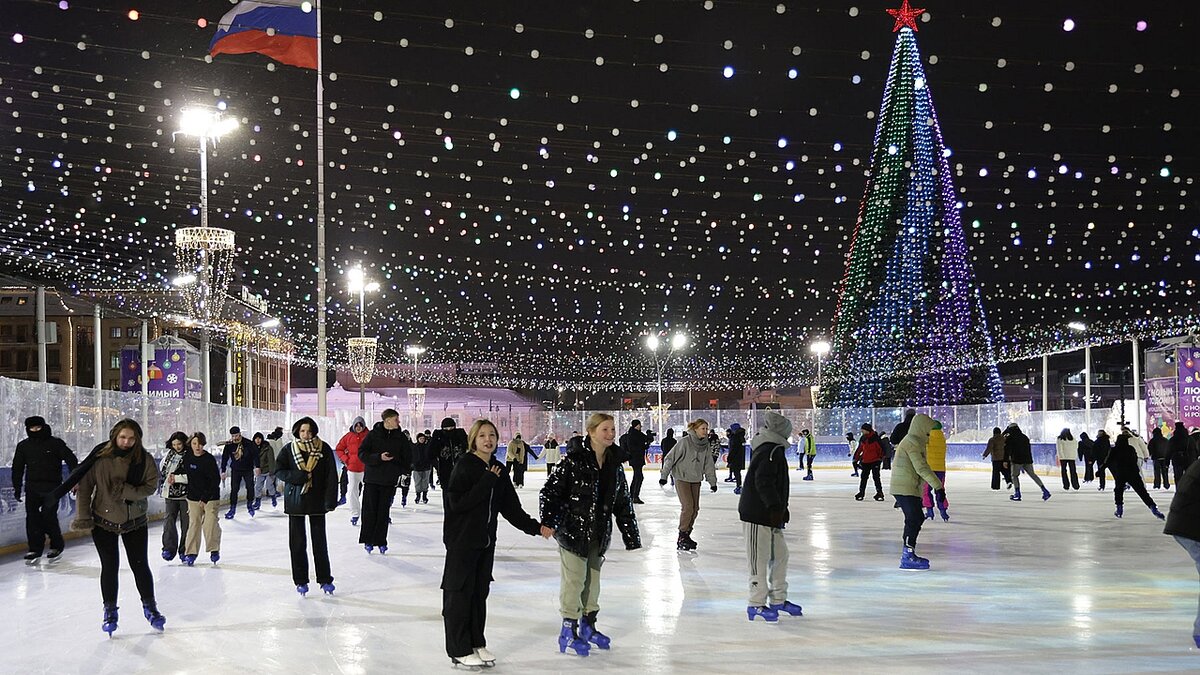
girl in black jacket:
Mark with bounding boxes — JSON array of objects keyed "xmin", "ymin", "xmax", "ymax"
[
  {"xmin": 441, "ymin": 419, "xmax": 550, "ymax": 668},
  {"xmin": 1093, "ymin": 430, "xmax": 1112, "ymax": 490},
  {"xmin": 275, "ymin": 417, "xmax": 339, "ymax": 596},
  {"xmin": 540, "ymin": 413, "xmax": 641, "ymax": 657},
  {"xmin": 1102, "ymin": 433, "xmax": 1164, "ymax": 520}
]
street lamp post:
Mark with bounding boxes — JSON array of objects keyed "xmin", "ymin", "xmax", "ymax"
[
  {"xmin": 1068, "ymin": 321, "xmax": 1092, "ymax": 420},
  {"xmin": 347, "ymin": 267, "xmax": 380, "ymax": 411},
  {"xmin": 646, "ymin": 333, "xmax": 687, "ymax": 438},
  {"xmin": 405, "ymin": 345, "xmax": 426, "ymax": 388},
  {"xmin": 809, "ymin": 340, "xmax": 831, "ymax": 407}
]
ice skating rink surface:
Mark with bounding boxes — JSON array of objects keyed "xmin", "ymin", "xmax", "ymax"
[{"xmin": 4, "ymin": 468, "xmax": 1197, "ymax": 674}]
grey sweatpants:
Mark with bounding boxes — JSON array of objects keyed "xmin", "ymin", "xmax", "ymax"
[
  {"xmin": 744, "ymin": 522, "xmax": 789, "ymax": 606},
  {"xmin": 1012, "ymin": 463, "xmax": 1047, "ymax": 493}
]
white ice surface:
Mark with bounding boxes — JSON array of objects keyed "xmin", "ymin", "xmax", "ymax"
[{"xmin": 4, "ymin": 468, "xmax": 1199, "ymax": 674}]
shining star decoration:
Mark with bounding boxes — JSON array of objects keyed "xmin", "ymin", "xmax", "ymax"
[{"xmin": 820, "ymin": 6, "xmax": 1004, "ymax": 408}]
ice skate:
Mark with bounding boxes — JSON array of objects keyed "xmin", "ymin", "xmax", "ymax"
[
  {"xmin": 1114, "ymin": 505, "xmax": 1123, "ymax": 518},
  {"xmin": 939, "ymin": 507, "xmax": 950, "ymax": 522},
  {"xmin": 873, "ymin": 493, "xmax": 886, "ymax": 501},
  {"xmin": 224, "ymin": 509, "xmax": 235, "ymax": 520},
  {"xmin": 473, "ymin": 647, "xmax": 496, "ymax": 667},
  {"xmin": 769, "ymin": 600, "xmax": 803, "ymax": 616},
  {"xmin": 855, "ymin": 492, "xmax": 865, "ymax": 501},
  {"xmin": 46, "ymin": 549, "xmax": 63, "ymax": 563},
  {"xmin": 210, "ymin": 551, "xmax": 220, "ymax": 564},
  {"xmin": 270, "ymin": 495, "xmax": 278, "ymax": 508},
  {"xmin": 746, "ymin": 605, "xmax": 779, "ymax": 622},
  {"xmin": 142, "ymin": 601, "xmax": 166, "ymax": 631},
  {"xmin": 1151, "ymin": 506, "xmax": 1165, "ymax": 520},
  {"xmin": 803, "ymin": 472, "xmax": 814, "ymax": 481},
  {"xmin": 451, "ymin": 653, "xmax": 486, "ymax": 669},
  {"xmin": 296, "ymin": 584, "xmax": 309, "ymax": 596},
  {"xmin": 1041, "ymin": 489, "xmax": 1051, "ymax": 501},
  {"xmin": 924, "ymin": 507, "xmax": 934, "ymax": 520},
  {"xmin": 733, "ymin": 487, "xmax": 742, "ymax": 495},
  {"xmin": 899, "ymin": 546, "xmax": 930, "ymax": 570},
  {"xmin": 580, "ymin": 612, "xmax": 611, "ymax": 649},
  {"xmin": 321, "ymin": 583, "xmax": 335, "ymax": 595},
  {"xmin": 558, "ymin": 619, "xmax": 590, "ymax": 656},
  {"xmin": 101, "ymin": 603, "xmax": 118, "ymax": 636},
  {"xmin": 364, "ymin": 544, "xmax": 374, "ymax": 553},
  {"xmin": 183, "ymin": 554, "xmax": 197, "ymax": 566},
  {"xmin": 23, "ymin": 551, "xmax": 40, "ymax": 565},
  {"xmin": 350, "ymin": 516, "xmax": 359, "ymax": 526},
  {"xmin": 379, "ymin": 545, "xmax": 388, "ymax": 554},
  {"xmin": 161, "ymin": 548, "xmax": 176, "ymax": 562},
  {"xmin": 1009, "ymin": 489, "xmax": 1022, "ymax": 502}
]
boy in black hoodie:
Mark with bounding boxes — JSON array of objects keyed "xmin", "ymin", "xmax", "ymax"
[
  {"xmin": 739, "ymin": 411, "xmax": 803, "ymax": 623},
  {"xmin": 358, "ymin": 408, "xmax": 413, "ymax": 553},
  {"xmin": 12, "ymin": 416, "xmax": 78, "ymax": 563}
]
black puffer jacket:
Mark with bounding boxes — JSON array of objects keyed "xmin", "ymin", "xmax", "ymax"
[
  {"xmin": 443, "ymin": 453, "xmax": 540, "ymax": 550},
  {"xmin": 12, "ymin": 425, "xmax": 78, "ymax": 497},
  {"xmin": 540, "ymin": 437, "xmax": 640, "ymax": 558},
  {"xmin": 727, "ymin": 426, "xmax": 747, "ymax": 471},
  {"xmin": 1165, "ymin": 458, "xmax": 1200, "ymax": 542},
  {"xmin": 738, "ymin": 442, "xmax": 789, "ymax": 527},
  {"xmin": 1005, "ymin": 427, "xmax": 1033, "ymax": 464},
  {"xmin": 1104, "ymin": 435, "xmax": 1141, "ymax": 479},
  {"xmin": 1170, "ymin": 424, "xmax": 1191, "ymax": 461},
  {"xmin": 359, "ymin": 422, "xmax": 413, "ymax": 486}
]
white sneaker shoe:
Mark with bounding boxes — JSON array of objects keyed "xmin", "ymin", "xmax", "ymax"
[
  {"xmin": 451, "ymin": 653, "xmax": 486, "ymax": 668},
  {"xmin": 474, "ymin": 647, "xmax": 496, "ymax": 664}
]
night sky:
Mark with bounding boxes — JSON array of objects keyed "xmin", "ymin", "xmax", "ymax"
[{"xmin": 0, "ymin": 1, "xmax": 1195, "ymax": 389}]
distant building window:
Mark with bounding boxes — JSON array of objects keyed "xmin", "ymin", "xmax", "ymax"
[
  {"xmin": 126, "ymin": 327, "xmax": 140, "ymax": 339},
  {"xmin": 16, "ymin": 297, "xmax": 27, "ymax": 305},
  {"xmin": 109, "ymin": 327, "xmax": 122, "ymax": 339},
  {"xmin": 0, "ymin": 297, "xmax": 11, "ymax": 305},
  {"xmin": 109, "ymin": 351, "xmax": 121, "ymax": 370},
  {"xmin": 0, "ymin": 351, "xmax": 11, "ymax": 368},
  {"xmin": 0, "ymin": 324, "xmax": 10, "ymax": 336}
]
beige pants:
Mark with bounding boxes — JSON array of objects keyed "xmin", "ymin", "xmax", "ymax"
[
  {"xmin": 677, "ymin": 480, "xmax": 702, "ymax": 532},
  {"xmin": 185, "ymin": 500, "xmax": 222, "ymax": 555},
  {"xmin": 559, "ymin": 544, "xmax": 603, "ymax": 620}
]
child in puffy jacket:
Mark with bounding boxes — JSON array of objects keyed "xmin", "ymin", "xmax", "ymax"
[{"xmin": 921, "ymin": 420, "xmax": 949, "ymax": 521}]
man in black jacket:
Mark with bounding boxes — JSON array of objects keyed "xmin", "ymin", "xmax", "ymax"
[
  {"xmin": 358, "ymin": 409, "xmax": 413, "ymax": 553},
  {"xmin": 432, "ymin": 417, "xmax": 468, "ymax": 489},
  {"xmin": 12, "ymin": 416, "xmax": 78, "ymax": 563},
  {"xmin": 739, "ymin": 411, "xmax": 802, "ymax": 622},
  {"xmin": 620, "ymin": 420, "xmax": 653, "ymax": 504},
  {"xmin": 220, "ymin": 426, "xmax": 259, "ymax": 519}
]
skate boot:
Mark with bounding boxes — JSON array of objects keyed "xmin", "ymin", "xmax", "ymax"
[
  {"xmin": 1042, "ymin": 489, "xmax": 1052, "ymax": 501},
  {"xmin": 769, "ymin": 600, "xmax": 803, "ymax": 616},
  {"xmin": 321, "ymin": 583, "xmax": 335, "ymax": 595},
  {"xmin": 899, "ymin": 546, "xmax": 930, "ymax": 570},
  {"xmin": 224, "ymin": 509, "xmax": 235, "ymax": 520},
  {"xmin": 939, "ymin": 507, "xmax": 950, "ymax": 522},
  {"xmin": 746, "ymin": 605, "xmax": 779, "ymax": 622},
  {"xmin": 254, "ymin": 498, "xmax": 262, "ymax": 510},
  {"xmin": 733, "ymin": 487, "xmax": 742, "ymax": 495},
  {"xmin": 296, "ymin": 583, "xmax": 309, "ymax": 596},
  {"xmin": 558, "ymin": 618, "xmax": 590, "ymax": 656},
  {"xmin": 24, "ymin": 551, "xmax": 40, "ymax": 565},
  {"xmin": 210, "ymin": 551, "xmax": 220, "ymax": 564},
  {"xmin": 803, "ymin": 472, "xmax": 814, "ymax": 481},
  {"xmin": 364, "ymin": 544, "xmax": 374, "ymax": 553},
  {"xmin": 855, "ymin": 492, "xmax": 865, "ymax": 501},
  {"xmin": 47, "ymin": 549, "xmax": 63, "ymax": 563},
  {"xmin": 580, "ymin": 612, "xmax": 611, "ymax": 649},
  {"xmin": 351, "ymin": 516, "xmax": 359, "ymax": 526},
  {"xmin": 1152, "ymin": 506, "xmax": 1166, "ymax": 520},
  {"xmin": 682, "ymin": 530, "xmax": 698, "ymax": 550},
  {"xmin": 924, "ymin": 507, "xmax": 935, "ymax": 520},
  {"xmin": 271, "ymin": 495, "xmax": 278, "ymax": 508},
  {"xmin": 474, "ymin": 647, "xmax": 497, "ymax": 666},
  {"xmin": 142, "ymin": 600, "xmax": 166, "ymax": 631},
  {"xmin": 183, "ymin": 554, "xmax": 197, "ymax": 566},
  {"xmin": 450, "ymin": 653, "xmax": 486, "ymax": 668},
  {"xmin": 101, "ymin": 603, "xmax": 118, "ymax": 636},
  {"xmin": 676, "ymin": 532, "xmax": 694, "ymax": 551},
  {"xmin": 247, "ymin": 506, "xmax": 256, "ymax": 517},
  {"xmin": 161, "ymin": 548, "xmax": 176, "ymax": 562},
  {"xmin": 401, "ymin": 495, "xmax": 407, "ymax": 507},
  {"xmin": 874, "ymin": 493, "xmax": 886, "ymax": 501},
  {"xmin": 1009, "ymin": 489, "xmax": 1022, "ymax": 502},
  {"xmin": 379, "ymin": 545, "xmax": 388, "ymax": 555},
  {"xmin": 1114, "ymin": 505, "xmax": 1123, "ymax": 518},
  {"xmin": 337, "ymin": 495, "xmax": 347, "ymax": 506}
]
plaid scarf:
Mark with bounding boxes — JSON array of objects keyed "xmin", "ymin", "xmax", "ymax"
[
  {"xmin": 234, "ymin": 440, "xmax": 244, "ymax": 462},
  {"xmin": 291, "ymin": 437, "xmax": 323, "ymax": 494}
]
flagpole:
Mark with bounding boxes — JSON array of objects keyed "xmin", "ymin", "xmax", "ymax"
[{"xmin": 315, "ymin": 0, "xmax": 328, "ymax": 417}]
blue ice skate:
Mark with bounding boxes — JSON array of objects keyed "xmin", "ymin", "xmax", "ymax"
[
  {"xmin": 769, "ymin": 601, "xmax": 803, "ymax": 616},
  {"xmin": 746, "ymin": 605, "xmax": 779, "ymax": 622}
]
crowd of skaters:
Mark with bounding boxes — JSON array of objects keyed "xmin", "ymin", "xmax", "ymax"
[{"xmin": 11, "ymin": 407, "xmax": 1200, "ymax": 663}]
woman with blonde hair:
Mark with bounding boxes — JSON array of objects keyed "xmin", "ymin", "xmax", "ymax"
[
  {"xmin": 540, "ymin": 412, "xmax": 641, "ymax": 657},
  {"xmin": 441, "ymin": 419, "xmax": 551, "ymax": 668},
  {"xmin": 658, "ymin": 418, "xmax": 719, "ymax": 551},
  {"xmin": 72, "ymin": 419, "xmax": 165, "ymax": 635}
]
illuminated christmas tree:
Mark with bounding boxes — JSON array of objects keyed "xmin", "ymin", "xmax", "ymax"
[{"xmin": 820, "ymin": 2, "xmax": 1004, "ymax": 408}]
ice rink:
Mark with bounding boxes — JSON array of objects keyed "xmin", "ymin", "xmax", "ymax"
[{"xmin": 4, "ymin": 467, "xmax": 1198, "ymax": 674}]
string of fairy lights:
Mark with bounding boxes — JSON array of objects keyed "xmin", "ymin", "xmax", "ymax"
[{"xmin": 0, "ymin": 2, "xmax": 1195, "ymax": 391}]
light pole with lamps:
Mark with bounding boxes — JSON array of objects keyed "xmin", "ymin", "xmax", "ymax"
[
  {"xmin": 347, "ymin": 267, "xmax": 380, "ymax": 411},
  {"xmin": 1068, "ymin": 321, "xmax": 1092, "ymax": 417},
  {"xmin": 809, "ymin": 339, "xmax": 831, "ymax": 409},
  {"xmin": 646, "ymin": 332, "xmax": 687, "ymax": 438},
  {"xmin": 405, "ymin": 345, "xmax": 427, "ymax": 431},
  {"xmin": 405, "ymin": 345, "xmax": 426, "ymax": 388}
]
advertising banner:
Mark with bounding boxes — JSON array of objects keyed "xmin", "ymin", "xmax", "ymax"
[
  {"xmin": 1178, "ymin": 347, "xmax": 1200, "ymax": 429},
  {"xmin": 120, "ymin": 346, "xmax": 202, "ymax": 399}
]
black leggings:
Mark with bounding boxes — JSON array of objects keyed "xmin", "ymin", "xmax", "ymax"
[
  {"xmin": 92, "ymin": 526, "xmax": 155, "ymax": 605},
  {"xmin": 1114, "ymin": 473, "xmax": 1157, "ymax": 509},
  {"xmin": 858, "ymin": 461, "xmax": 883, "ymax": 495},
  {"xmin": 895, "ymin": 495, "xmax": 925, "ymax": 549}
]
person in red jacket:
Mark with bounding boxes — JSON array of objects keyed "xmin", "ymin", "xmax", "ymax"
[
  {"xmin": 853, "ymin": 423, "xmax": 886, "ymax": 502},
  {"xmin": 335, "ymin": 417, "xmax": 368, "ymax": 526}
]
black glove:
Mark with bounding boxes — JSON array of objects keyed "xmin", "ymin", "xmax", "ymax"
[
  {"xmin": 710, "ymin": 484, "xmax": 718, "ymax": 493},
  {"xmin": 658, "ymin": 479, "xmax": 667, "ymax": 486},
  {"xmin": 935, "ymin": 488, "xmax": 947, "ymax": 505}
]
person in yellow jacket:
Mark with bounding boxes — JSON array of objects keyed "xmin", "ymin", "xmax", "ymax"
[
  {"xmin": 889, "ymin": 414, "xmax": 945, "ymax": 570},
  {"xmin": 921, "ymin": 420, "xmax": 949, "ymax": 521}
]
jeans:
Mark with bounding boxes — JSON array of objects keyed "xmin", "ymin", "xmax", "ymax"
[
  {"xmin": 1060, "ymin": 460, "xmax": 1079, "ymax": 490},
  {"xmin": 254, "ymin": 472, "xmax": 279, "ymax": 500},
  {"xmin": 630, "ymin": 465, "xmax": 645, "ymax": 499},
  {"xmin": 1174, "ymin": 536, "xmax": 1200, "ymax": 636},
  {"xmin": 288, "ymin": 514, "xmax": 332, "ymax": 586},
  {"xmin": 161, "ymin": 498, "xmax": 189, "ymax": 556},
  {"xmin": 1154, "ymin": 458, "xmax": 1172, "ymax": 489},
  {"xmin": 92, "ymin": 525, "xmax": 154, "ymax": 605},
  {"xmin": 360, "ymin": 483, "xmax": 397, "ymax": 547},
  {"xmin": 857, "ymin": 461, "xmax": 883, "ymax": 496},
  {"xmin": 24, "ymin": 488, "xmax": 64, "ymax": 554},
  {"xmin": 229, "ymin": 470, "xmax": 255, "ymax": 512},
  {"xmin": 895, "ymin": 495, "xmax": 925, "ymax": 549}
]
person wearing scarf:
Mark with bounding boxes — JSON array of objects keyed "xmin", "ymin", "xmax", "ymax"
[{"xmin": 275, "ymin": 417, "xmax": 338, "ymax": 595}]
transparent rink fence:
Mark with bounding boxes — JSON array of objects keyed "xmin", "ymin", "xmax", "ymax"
[{"xmin": 0, "ymin": 376, "xmax": 335, "ymax": 551}]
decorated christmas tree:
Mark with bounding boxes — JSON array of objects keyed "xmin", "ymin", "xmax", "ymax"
[{"xmin": 819, "ymin": 2, "xmax": 1004, "ymax": 408}]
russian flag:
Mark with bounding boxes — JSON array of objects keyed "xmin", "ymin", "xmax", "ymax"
[{"xmin": 209, "ymin": 1, "xmax": 318, "ymax": 70}]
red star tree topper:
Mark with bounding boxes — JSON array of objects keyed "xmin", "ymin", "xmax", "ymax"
[{"xmin": 887, "ymin": 0, "xmax": 925, "ymax": 32}]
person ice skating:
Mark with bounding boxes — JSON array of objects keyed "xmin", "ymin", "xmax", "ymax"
[
  {"xmin": 1163, "ymin": 453, "xmax": 1200, "ymax": 647},
  {"xmin": 1078, "ymin": 431, "xmax": 1096, "ymax": 483},
  {"xmin": 890, "ymin": 414, "xmax": 945, "ymax": 570},
  {"xmin": 727, "ymin": 423, "xmax": 747, "ymax": 494},
  {"xmin": 253, "ymin": 431, "xmax": 280, "ymax": 509},
  {"xmin": 846, "ymin": 432, "xmax": 860, "ymax": 477},
  {"xmin": 1102, "ymin": 432, "xmax": 1165, "ymax": 520},
  {"xmin": 220, "ymin": 426, "xmax": 259, "ymax": 519},
  {"xmin": 411, "ymin": 433, "xmax": 435, "ymax": 504},
  {"xmin": 1150, "ymin": 427, "xmax": 1172, "ymax": 490},
  {"xmin": 740, "ymin": 411, "xmax": 803, "ymax": 622},
  {"xmin": 157, "ymin": 432, "xmax": 189, "ymax": 561},
  {"xmin": 854, "ymin": 423, "xmax": 886, "ymax": 502},
  {"xmin": 660, "ymin": 428, "xmax": 677, "ymax": 486},
  {"xmin": 620, "ymin": 420, "xmax": 652, "ymax": 504},
  {"xmin": 505, "ymin": 432, "xmax": 537, "ymax": 488},
  {"xmin": 335, "ymin": 417, "xmax": 368, "ymax": 525},
  {"xmin": 1004, "ymin": 423, "xmax": 1050, "ymax": 502},
  {"xmin": 170, "ymin": 432, "xmax": 222, "ymax": 566},
  {"xmin": 544, "ymin": 435, "xmax": 561, "ymax": 475},
  {"xmin": 890, "ymin": 408, "xmax": 917, "ymax": 447},
  {"xmin": 1056, "ymin": 428, "xmax": 1080, "ymax": 491},
  {"xmin": 358, "ymin": 409, "xmax": 412, "ymax": 554},
  {"xmin": 658, "ymin": 418, "xmax": 719, "ymax": 551},
  {"xmin": 982, "ymin": 426, "xmax": 1012, "ymax": 490},
  {"xmin": 442, "ymin": 419, "xmax": 554, "ymax": 668},
  {"xmin": 13, "ymin": 415, "xmax": 79, "ymax": 565},
  {"xmin": 1171, "ymin": 422, "xmax": 1192, "ymax": 486},
  {"xmin": 432, "ymin": 417, "xmax": 468, "ymax": 489},
  {"xmin": 921, "ymin": 420, "xmax": 950, "ymax": 521},
  {"xmin": 540, "ymin": 413, "xmax": 641, "ymax": 657},
  {"xmin": 1129, "ymin": 428, "xmax": 1150, "ymax": 476},
  {"xmin": 276, "ymin": 417, "xmax": 338, "ymax": 595},
  {"xmin": 798, "ymin": 429, "xmax": 817, "ymax": 479},
  {"xmin": 71, "ymin": 419, "xmax": 165, "ymax": 635},
  {"xmin": 1093, "ymin": 430, "xmax": 1112, "ymax": 491}
]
